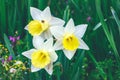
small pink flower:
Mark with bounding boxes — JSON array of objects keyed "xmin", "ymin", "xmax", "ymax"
[
  {"xmin": 16, "ymin": 36, "xmax": 20, "ymax": 40},
  {"xmin": 86, "ymin": 16, "xmax": 91, "ymax": 22},
  {"xmin": 7, "ymin": 55, "xmax": 12, "ymax": 61},
  {"xmin": 9, "ymin": 36, "xmax": 20, "ymax": 43},
  {"xmin": 1, "ymin": 59, "xmax": 5, "ymax": 64},
  {"xmin": 9, "ymin": 36, "xmax": 16, "ymax": 43}
]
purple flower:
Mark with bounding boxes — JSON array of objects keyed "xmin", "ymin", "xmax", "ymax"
[
  {"xmin": 86, "ymin": 16, "xmax": 91, "ymax": 22},
  {"xmin": 1, "ymin": 59, "xmax": 5, "ymax": 64},
  {"xmin": 9, "ymin": 36, "xmax": 16, "ymax": 43},
  {"xmin": 8, "ymin": 55, "xmax": 12, "ymax": 61},
  {"xmin": 9, "ymin": 36, "xmax": 13, "ymax": 40},
  {"xmin": 16, "ymin": 36, "xmax": 20, "ymax": 40},
  {"xmin": 9, "ymin": 36, "xmax": 20, "ymax": 43}
]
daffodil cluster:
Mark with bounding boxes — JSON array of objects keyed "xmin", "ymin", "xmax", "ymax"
[{"xmin": 22, "ymin": 6, "xmax": 89, "ymax": 75}]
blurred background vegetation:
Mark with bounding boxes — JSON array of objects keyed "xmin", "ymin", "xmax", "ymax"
[{"xmin": 0, "ymin": 0, "xmax": 120, "ymax": 80}]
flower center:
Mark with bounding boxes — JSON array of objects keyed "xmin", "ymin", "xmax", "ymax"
[
  {"xmin": 62, "ymin": 34, "xmax": 80, "ymax": 50},
  {"xmin": 31, "ymin": 50, "xmax": 50, "ymax": 68},
  {"xmin": 41, "ymin": 20, "xmax": 49, "ymax": 30},
  {"xmin": 28, "ymin": 20, "xmax": 49, "ymax": 36}
]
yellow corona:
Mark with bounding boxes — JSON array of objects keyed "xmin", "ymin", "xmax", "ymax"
[
  {"xmin": 31, "ymin": 50, "xmax": 50, "ymax": 68},
  {"xmin": 62, "ymin": 34, "xmax": 80, "ymax": 50}
]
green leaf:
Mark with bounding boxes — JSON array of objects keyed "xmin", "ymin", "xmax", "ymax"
[
  {"xmin": 0, "ymin": 0, "xmax": 6, "ymax": 38},
  {"xmin": 4, "ymin": 34, "xmax": 16, "ymax": 59},
  {"xmin": 71, "ymin": 50, "xmax": 85, "ymax": 80},
  {"xmin": 63, "ymin": 5, "xmax": 70, "ymax": 22},
  {"xmin": 93, "ymin": 19, "xmax": 107, "ymax": 31},
  {"xmin": 95, "ymin": 0, "xmax": 120, "ymax": 67},
  {"xmin": 111, "ymin": 7, "xmax": 120, "ymax": 35}
]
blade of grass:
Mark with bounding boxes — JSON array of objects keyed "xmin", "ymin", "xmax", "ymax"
[
  {"xmin": 11, "ymin": 0, "xmax": 17, "ymax": 32},
  {"xmin": 71, "ymin": 50, "xmax": 85, "ymax": 80},
  {"xmin": 63, "ymin": 5, "xmax": 70, "ymax": 22},
  {"xmin": 27, "ymin": 0, "xmax": 31, "ymax": 21},
  {"xmin": 111, "ymin": 7, "xmax": 120, "ymax": 35},
  {"xmin": 93, "ymin": 19, "xmax": 107, "ymax": 31},
  {"xmin": 71, "ymin": 0, "xmax": 81, "ymax": 13},
  {"xmin": 72, "ymin": 67, "xmax": 80, "ymax": 80},
  {"xmin": 26, "ymin": 0, "xmax": 32, "ymax": 50},
  {"xmin": 4, "ymin": 34, "xmax": 15, "ymax": 59},
  {"xmin": 0, "ymin": 0, "xmax": 6, "ymax": 37}
]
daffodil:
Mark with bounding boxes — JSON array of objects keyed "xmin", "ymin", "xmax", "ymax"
[
  {"xmin": 50, "ymin": 18, "xmax": 89, "ymax": 60},
  {"xmin": 22, "ymin": 37, "xmax": 58, "ymax": 75},
  {"xmin": 25, "ymin": 7, "xmax": 65, "ymax": 39}
]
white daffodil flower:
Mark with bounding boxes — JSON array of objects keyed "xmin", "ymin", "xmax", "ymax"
[
  {"xmin": 25, "ymin": 7, "xmax": 65, "ymax": 39},
  {"xmin": 22, "ymin": 37, "xmax": 58, "ymax": 75},
  {"xmin": 50, "ymin": 18, "xmax": 89, "ymax": 60}
]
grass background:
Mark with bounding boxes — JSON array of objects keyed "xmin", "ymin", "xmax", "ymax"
[{"xmin": 0, "ymin": 0, "xmax": 120, "ymax": 80}]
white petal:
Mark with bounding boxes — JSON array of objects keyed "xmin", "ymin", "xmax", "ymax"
[
  {"xmin": 41, "ymin": 7, "xmax": 51, "ymax": 21},
  {"xmin": 63, "ymin": 50, "xmax": 76, "ymax": 60},
  {"xmin": 50, "ymin": 17, "xmax": 65, "ymax": 26},
  {"xmin": 42, "ymin": 29, "xmax": 52, "ymax": 39},
  {"xmin": 42, "ymin": 38, "xmax": 53, "ymax": 50},
  {"xmin": 30, "ymin": 7, "xmax": 42, "ymax": 20},
  {"xmin": 45, "ymin": 63, "xmax": 53, "ymax": 75},
  {"xmin": 24, "ymin": 25, "xmax": 28, "ymax": 30},
  {"xmin": 65, "ymin": 18, "xmax": 75, "ymax": 34},
  {"xmin": 33, "ymin": 36, "xmax": 44, "ymax": 49},
  {"xmin": 31, "ymin": 65, "xmax": 40, "ymax": 72},
  {"xmin": 50, "ymin": 26, "xmax": 64, "ymax": 40},
  {"xmin": 75, "ymin": 24, "xmax": 88, "ymax": 38},
  {"xmin": 49, "ymin": 51, "xmax": 58, "ymax": 62},
  {"xmin": 79, "ymin": 39, "xmax": 89, "ymax": 50},
  {"xmin": 54, "ymin": 40, "xmax": 63, "ymax": 50},
  {"xmin": 22, "ymin": 49, "xmax": 36, "ymax": 59}
]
